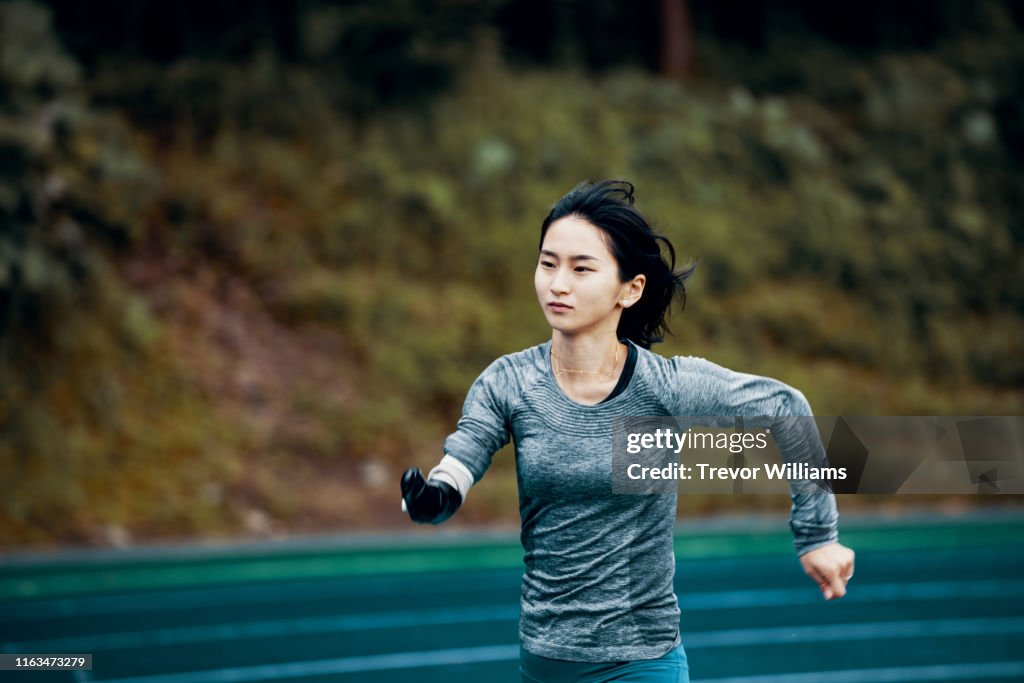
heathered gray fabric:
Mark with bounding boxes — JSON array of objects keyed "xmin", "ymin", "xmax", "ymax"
[{"xmin": 443, "ymin": 339, "xmax": 839, "ymax": 662}]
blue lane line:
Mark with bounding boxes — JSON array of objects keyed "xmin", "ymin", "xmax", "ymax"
[
  {"xmin": 0, "ymin": 570, "xmax": 524, "ymax": 621},
  {"xmin": 680, "ymin": 578, "xmax": 1024, "ymax": 609},
  {"xmin": 4, "ymin": 605, "xmax": 520, "ymax": 651},
  {"xmin": 696, "ymin": 660, "xmax": 1024, "ymax": 683},
  {"xmin": 683, "ymin": 616, "xmax": 1024, "ymax": 646},
  {"xmin": 8, "ymin": 579, "xmax": 1024, "ymax": 652}
]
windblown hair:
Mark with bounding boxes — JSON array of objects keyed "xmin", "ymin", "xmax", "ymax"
[{"xmin": 539, "ymin": 179, "xmax": 698, "ymax": 349}]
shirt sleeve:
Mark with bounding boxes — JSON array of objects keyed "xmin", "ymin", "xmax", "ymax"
[
  {"xmin": 666, "ymin": 355, "xmax": 840, "ymax": 556},
  {"xmin": 441, "ymin": 357, "xmax": 514, "ymax": 483}
]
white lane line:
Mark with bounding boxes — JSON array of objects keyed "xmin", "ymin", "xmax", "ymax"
[
  {"xmin": 684, "ymin": 616, "xmax": 1024, "ymax": 647},
  {"xmin": 91, "ymin": 644, "xmax": 521, "ymax": 683},
  {"xmin": 696, "ymin": 660, "xmax": 1024, "ymax": 682},
  {"xmin": 11, "ymin": 613, "xmax": 1024, "ymax": 656},
  {"xmin": 7, "ymin": 605, "xmax": 520, "ymax": 651}
]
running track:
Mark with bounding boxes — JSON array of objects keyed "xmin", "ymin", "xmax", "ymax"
[{"xmin": 2, "ymin": 511, "xmax": 1022, "ymax": 682}]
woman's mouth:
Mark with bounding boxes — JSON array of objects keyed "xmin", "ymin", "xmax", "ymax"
[{"xmin": 547, "ymin": 301, "xmax": 573, "ymax": 312}]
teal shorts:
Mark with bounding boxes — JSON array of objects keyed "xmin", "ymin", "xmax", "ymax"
[{"xmin": 519, "ymin": 642, "xmax": 689, "ymax": 683}]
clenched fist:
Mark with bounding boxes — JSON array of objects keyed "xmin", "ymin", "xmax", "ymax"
[{"xmin": 799, "ymin": 542, "xmax": 855, "ymax": 600}]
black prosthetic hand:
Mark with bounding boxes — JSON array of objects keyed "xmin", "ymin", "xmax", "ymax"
[{"xmin": 401, "ymin": 468, "xmax": 463, "ymax": 524}]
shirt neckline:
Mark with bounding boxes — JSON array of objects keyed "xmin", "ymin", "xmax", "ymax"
[{"xmin": 600, "ymin": 341, "xmax": 638, "ymax": 403}]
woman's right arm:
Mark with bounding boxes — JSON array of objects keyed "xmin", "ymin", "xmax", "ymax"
[{"xmin": 401, "ymin": 358, "xmax": 513, "ymax": 524}]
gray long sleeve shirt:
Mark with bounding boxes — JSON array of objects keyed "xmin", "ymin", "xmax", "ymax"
[{"xmin": 443, "ymin": 339, "xmax": 839, "ymax": 662}]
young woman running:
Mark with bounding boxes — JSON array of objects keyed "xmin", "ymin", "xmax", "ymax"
[{"xmin": 401, "ymin": 179, "xmax": 855, "ymax": 683}]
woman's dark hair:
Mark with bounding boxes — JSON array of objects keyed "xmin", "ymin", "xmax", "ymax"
[{"xmin": 539, "ymin": 179, "xmax": 698, "ymax": 349}]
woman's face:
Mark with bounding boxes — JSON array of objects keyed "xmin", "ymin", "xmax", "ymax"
[{"xmin": 535, "ymin": 215, "xmax": 636, "ymax": 338}]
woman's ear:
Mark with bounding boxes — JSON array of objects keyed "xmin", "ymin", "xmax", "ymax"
[{"xmin": 621, "ymin": 274, "xmax": 646, "ymax": 308}]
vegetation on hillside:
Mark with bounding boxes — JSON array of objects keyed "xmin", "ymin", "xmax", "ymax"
[{"xmin": 1, "ymin": 0, "xmax": 1021, "ymax": 547}]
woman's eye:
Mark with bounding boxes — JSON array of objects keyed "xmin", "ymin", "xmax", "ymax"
[
  {"xmin": 574, "ymin": 266, "xmax": 592, "ymax": 273},
  {"xmin": 540, "ymin": 261, "xmax": 555, "ymax": 268}
]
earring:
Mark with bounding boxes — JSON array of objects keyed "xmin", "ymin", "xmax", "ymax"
[{"xmin": 622, "ymin": 299, "xmax": 630, "ymax": 307}]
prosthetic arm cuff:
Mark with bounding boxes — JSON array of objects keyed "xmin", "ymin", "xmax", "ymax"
[{"xmin": 427, "ymin": 454, "xmax": 476, "ymax": 502}]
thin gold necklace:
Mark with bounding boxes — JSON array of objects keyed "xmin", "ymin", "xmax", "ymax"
[{"xmin": 551, "ymin": 343, "xmax": 620, "ymax": 380}]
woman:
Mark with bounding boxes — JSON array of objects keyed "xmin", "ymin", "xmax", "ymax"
[{"xmin": 400, "ymin": 179, "xmax": 855, "ymax": 683}]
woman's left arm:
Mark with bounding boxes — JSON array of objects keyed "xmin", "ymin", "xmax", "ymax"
[
  {"xmin": 667, "ymin": 355, "xmax": 855, "ymax": 600},
  {"xmin": 764, "ymin": 382, "xmax": 856, "ymax": 601}
]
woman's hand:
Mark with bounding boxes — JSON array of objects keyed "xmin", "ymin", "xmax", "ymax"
[
  {"xmin": 799, "ymin": 542, "xmax": 855, "ymax": 600},
  {"xmin": 400, "ymin": 468, "xmax": 463, "ymax": 524}
]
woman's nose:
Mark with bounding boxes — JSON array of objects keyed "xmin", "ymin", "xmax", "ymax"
[{"xmin": 550, "ymin": 267, "xmax": 571, "ymax": 293}]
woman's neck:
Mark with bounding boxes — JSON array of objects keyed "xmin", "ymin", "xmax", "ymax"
[{"xmin": 550, "ymin": 329, "xmax": 624, "ymax": 376}]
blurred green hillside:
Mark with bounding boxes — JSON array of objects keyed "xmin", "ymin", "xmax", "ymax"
[{"xmin": 1, "ymin": 0, "xmax": 1022, "ymax": 547}]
